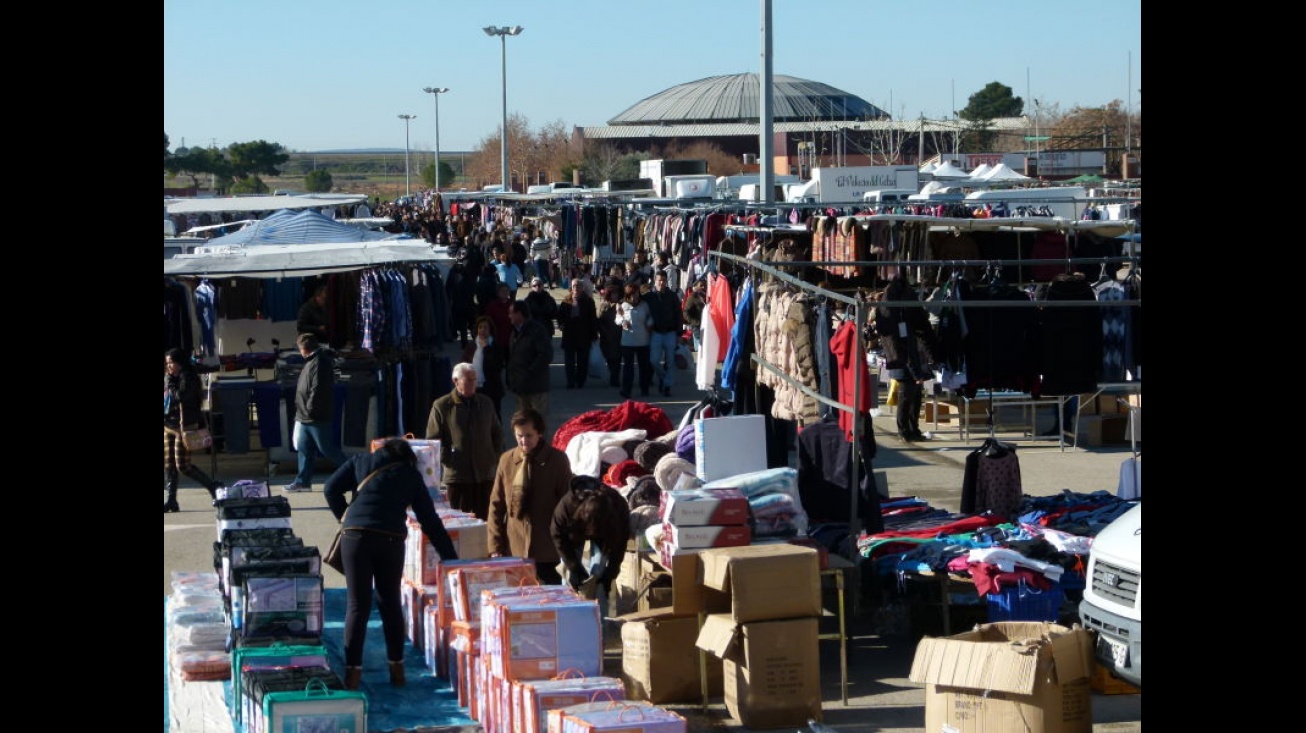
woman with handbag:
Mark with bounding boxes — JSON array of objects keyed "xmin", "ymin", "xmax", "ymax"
[
  {"xmin": 324, "ymin": 438, "xmax": 459, "ymax": 691},
  {"xmin": 163, "ymin": 348, "xmax": 223, "ymax": 513}
]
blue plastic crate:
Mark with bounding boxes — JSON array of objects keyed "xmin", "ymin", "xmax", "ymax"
[
  {"xmin": 1059, "ymin": 570, "xmax": 1086, "ymax": 590},
  {"xmin": 986, "ymin": 581, "xmax": 1065, "ymax": 622}
]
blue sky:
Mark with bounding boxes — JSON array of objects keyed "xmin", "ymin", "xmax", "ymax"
[{"xmin": 163, "ymin": 0, "xmax": 1141, "ymax": 154}]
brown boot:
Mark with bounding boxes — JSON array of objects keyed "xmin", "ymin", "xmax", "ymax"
[
  {"xmin": 388, "ymin": 660, "xmax": 406, "ymax": 687},
  {"xmin": 344, "ymin": 666, "xmax": 362, "ymax": 690}
]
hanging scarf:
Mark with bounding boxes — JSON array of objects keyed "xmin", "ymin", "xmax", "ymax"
[{"xmin": 510, "ymin": 448, "xmax": 531, "ymax": 519}]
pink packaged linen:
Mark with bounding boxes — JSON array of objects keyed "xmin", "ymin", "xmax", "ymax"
[{"xmin": 547, "ymin": 700, "xmax": 686, "ymax": 733}]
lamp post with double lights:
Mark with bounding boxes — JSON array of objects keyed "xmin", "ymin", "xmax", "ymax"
[
  {"xmin": 483, "ymin": 25, "xmax": 523, "ymax": 192},
  {"xmin": 398, "ymin": 114, "xmax": 416, "ymax": 198},
  {"xmin": 422, "ymin": 87, "xmax": 449, "ymax": 191}
]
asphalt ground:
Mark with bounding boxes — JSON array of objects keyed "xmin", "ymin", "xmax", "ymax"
[{"xmin": 164, "ymin": 286, "xmax": 1141, "ymax": 732}]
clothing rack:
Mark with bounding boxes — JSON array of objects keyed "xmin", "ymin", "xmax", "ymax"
[{"xmin": 711, "ymin": 250, "xmax": 869, "ymax": 545}]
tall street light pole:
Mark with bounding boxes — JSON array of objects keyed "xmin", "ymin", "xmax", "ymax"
[
  {"xmin": 423, "ymin": 87, "xmax": 449, "ymax": 192},
  {"xmin": 398, "ymin": 114, "xmax": 416, "ymax": 198},
  {"xmin": 483, "ymin": 25, "xmax": 523, "ymax": 192}
]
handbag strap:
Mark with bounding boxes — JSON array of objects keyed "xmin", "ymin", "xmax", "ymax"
[
  {"xmin": 340, "ymin": 461, "xmax": 403, "ymax": 529},
  {"xmin": 357, "ymin": 461, "xmax": 402, "ymax": 493}
]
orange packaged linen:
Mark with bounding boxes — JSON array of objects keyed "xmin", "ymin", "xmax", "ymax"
[
  {"xmin": 400, "ymin": 578, "xmax": 440, "ymax": 652},
  {"xmin": 434, "ymin": 558, "xmax": 529, "ymax": 679},
  {"xmin": 546, "ymin": 700, "xmax": 686, "ymax": 733},
  {"xmin": 517, "ymin": 674, "xmax": 625, "ymax": 733},
  {"xmin": 479, "ymin": 586, "xmax": 580, "ymax": 679},
  {"xmin": 483, "ymin": 592, "xmax": 603, "ymax": 681},
  {"xmin": 451, "ymin": 620, "xmax": 481, "ymax": 708},
  {"xmin": 369, "ymin": 434, "xmax": 442, "ymax": 487},
  {"xmin": 405, "ymin": 509, "xmax": 488, "ymax": 585},
  {"xmin": 450, "ymin": 559, "xmax": 538, "ymax": 623}
]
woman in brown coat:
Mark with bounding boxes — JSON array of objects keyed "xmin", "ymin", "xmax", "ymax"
[{"xmin": 486, "ymin": 408, "xmax": 574, "ymax": 584}]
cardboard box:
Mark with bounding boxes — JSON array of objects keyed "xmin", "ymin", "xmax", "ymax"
[
  {"xmin": 909, "ymin": 621, "xmax": 1094, "ymax": 733},
  {"xmin": 1076, "ymin": 415, "xmax": 1129, "ymax": 447},
  {"xmin": 695, "ymin": 415, "xmax": 767, "ymax": 481},
  {"xmin": 923, "ymin": 402, "xmax": 953, "ymax": 423},
  {"xmin": 619, "ymin": 609, "xmax": 723, "ymax": 704},
  {"xmin": 698, "ymin": 544, "xmax": 822, "ymax": 623},
  {"xmin": 662, "ymin": 522, "xmax": 752, "ymax": 549},
  {"xmin": 660, "ymin": 487, "xmax": 751, "ymax": 526},
  {"xmin": 1089, "ymin": 662, "xmax": 1140, "ymax": 695},
  {"xmin": 696, "ymin": 615, "xmax": 821, "ymax": 729},
  {"xmin": 643, "ymin": 550, "xmax": 729, "ymax": 618}
]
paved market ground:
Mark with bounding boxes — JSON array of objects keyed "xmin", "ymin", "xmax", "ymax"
[{"xmin": 164, "ymin": 290, "xmax": 1141, "ymax": 732}]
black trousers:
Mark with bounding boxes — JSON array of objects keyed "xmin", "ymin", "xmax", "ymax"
[
  {"xmin": 341, "ymin": 528, "xmax": 407, "ymax": 667},
  {"xmin": 620, "ymin": 345, "xmax": 652, "ymax": 396},
  {"xmin": 896, "ymin": 379, "xmax": 923, "ymax": 437}
]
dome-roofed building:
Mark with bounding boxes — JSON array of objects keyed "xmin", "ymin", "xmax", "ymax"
[
  {"xmin": 574, "ymin": 72, "xmax": 1029, "ymax": 177},
  {"xmin": 607, "ymin": 73, "xmax": 888, "ymax": 125}
]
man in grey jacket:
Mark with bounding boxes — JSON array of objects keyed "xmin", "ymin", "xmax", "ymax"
[
  {"xmin": 506, "ymin": 300, "xmax": 554, "ymax": 419},
  {"xmin": 287, "ymin": 332, "xmax": 350, "ymax": 492},
  {"xmin": 425, "ymin": 362, "xmax": 504, "ymax": 519}
]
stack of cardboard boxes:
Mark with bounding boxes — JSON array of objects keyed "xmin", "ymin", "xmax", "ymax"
[{"xmin": 618, "ymin": 543, "xmax": 825, "ymax": 729}]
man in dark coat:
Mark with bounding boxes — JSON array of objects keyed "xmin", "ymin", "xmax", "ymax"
[
  {"xmin": 506, "ymin": 299, "xmax": 554, "ymax": 419},
  {"xmin": 288, "ymin": 333, "xmax": 350, "ymax": 491}
]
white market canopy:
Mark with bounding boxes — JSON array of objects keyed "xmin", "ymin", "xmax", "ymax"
[
  {"xmin": 930, "ymin": 161, "xmax": 971, "ymax": 179},
  {"xmin": 165, "ymin": 193, "xmax": 367, "ymax": 216},
  {"xmin": 978, "ymin": 163, "xmax": 1031, "ymax": 182},
  {"xmin": 968, "ymin": 163, "xmax": 993, "ymax": 179},
  {"xmin": 163, "ymin": 241, "xmax": 451, "ymax": 278}
]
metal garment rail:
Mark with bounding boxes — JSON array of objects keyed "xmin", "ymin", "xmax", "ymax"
[{"xmin": 711, "ymin": 250, "xmax": 868, "ymax": 544}]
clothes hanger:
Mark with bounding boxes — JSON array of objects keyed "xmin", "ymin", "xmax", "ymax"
[{"xmin": 1095, "ymin": 258, "xmax": 1112, "ymax": 285}]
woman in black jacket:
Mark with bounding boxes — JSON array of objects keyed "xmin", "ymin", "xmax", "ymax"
[
  {"xmin": 550, "ymin": 475, "xmax": 631, "ymax": 611},
  {"xmin": 163, "ymin": 348, "xmax": 223, "ymax": 512},
  {"xmin": 324, "ymin": 438, "xmax": 459, "ymax": 690}
]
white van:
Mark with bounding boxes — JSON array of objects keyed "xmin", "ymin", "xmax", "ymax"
[
  {"xmin": 862, "ymin": 189, "xmax": 917, "ymax": 206},
  {"xmin": 1079, "ymin": 502, "xmax": 1141, "ymax": 688}
]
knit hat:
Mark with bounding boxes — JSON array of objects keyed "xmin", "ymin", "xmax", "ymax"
[
  {"xmin": 626, "ymin": 474, "xmax": 662, "ymax": 510},
  {"xmin": 603, "ymin": 459, "xmax": 648, "ymax": 490},
  {"xmin": 633, "ymin": 440, "xmax": 672, "ymax": 472},
  {"xmin": 654, "ymin": 454, "xmax": 698, "ymax": 494}
]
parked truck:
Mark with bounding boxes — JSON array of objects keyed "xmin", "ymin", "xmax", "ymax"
[
  {"xmin": 638, "ymin": 159, "xmax": 708, "ymax": 198},
  {"xmin": 1078, "ymin": 502, "xmax": 1141, "ymax": 688}
]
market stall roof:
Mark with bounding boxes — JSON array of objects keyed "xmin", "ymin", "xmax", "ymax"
[
  {"xmin": 166, "ymin": 193, "xmax": 367, "ymax": 216},
  {"xmin": 207, "ymin": 208, "xmax": 392, "ymax": 246},
  {"xmin": 849, "ymin": 214, "xmax": 1138, "ymax": 238},
  {"xmin": 977, "ymin": 163, "xmax": 1031, "ymax": 182},
  {"xmin": 163, "ymin": 241, "xmax": 450, "ymax": 278}
]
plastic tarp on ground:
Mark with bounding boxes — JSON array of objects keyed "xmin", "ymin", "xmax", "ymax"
[
  {"xmin": 164, "ymin": 590, "xmax": 475, "ymax": 733},
  {"xmin": 206, "ymin": 209, "xmax": 392, "ymax": 246}
]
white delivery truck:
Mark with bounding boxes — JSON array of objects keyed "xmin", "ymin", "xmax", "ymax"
[
  {"xmin": 808, "ymin": 165, "xmax": 919, "ymax": 203},
  {"xmin": 1078, "ymin": 502, "xmax": 1141, "ymax": 688}
]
